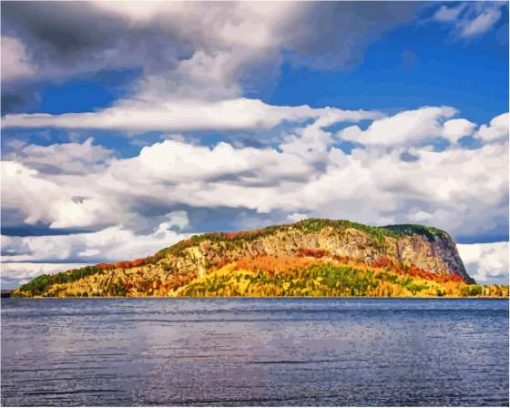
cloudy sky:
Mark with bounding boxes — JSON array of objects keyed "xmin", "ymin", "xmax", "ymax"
[{"xmin": 1, "ymin": 1, "xmax": 508, "ymax": 288}]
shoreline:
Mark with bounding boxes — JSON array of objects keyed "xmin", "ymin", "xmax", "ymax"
[{"xmin": 5, "ymin": 295, "xmax": 509, "ymax": 300}]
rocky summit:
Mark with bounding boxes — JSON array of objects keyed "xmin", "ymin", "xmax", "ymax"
[{"xmin": 13, "ymin": 219, "xmax": 508, "ymax": 298}]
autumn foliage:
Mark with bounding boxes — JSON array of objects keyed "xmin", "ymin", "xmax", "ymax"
[
  {"xmin": 298, "ymin": 248, "xmax": 329, "ymax": 258},
  {"xmin": 12, "ymin": 219, "xmax": 509, "ymax": 298}
]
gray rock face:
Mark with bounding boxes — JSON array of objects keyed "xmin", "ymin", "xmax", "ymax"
[
  {"xmin": 172, "ymin": 224, "xmax": 473, "ymax": 283},
  {"xmin": 388, "ymin": 233, "xmax": 474, "ymax": 284}
]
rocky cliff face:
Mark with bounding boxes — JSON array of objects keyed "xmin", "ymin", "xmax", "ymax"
[
  {"xmin": 14, "ymin": 219, "xmax": 478, "ymax": 298},
  {"xmin": 164, "ymin": 222, "xmax": 473, "ymax": 283}
]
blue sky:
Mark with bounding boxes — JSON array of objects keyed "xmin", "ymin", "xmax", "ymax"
[
  {"xmin": 1, "ymin": 1, "xmax": 508, "ymax": 286},
  {"xmin": 271, "ymin": 20, "xmax": 508, "ymax": 124},
  {"xmin": 4, "ymin": 4, "xmax": 508, "ymax": 126}
]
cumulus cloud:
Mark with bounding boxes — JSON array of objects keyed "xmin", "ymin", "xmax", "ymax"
[
  {"xmin": 109, "ymin": 139, "xmax": 314, "ymax": 186},
  {"xmin": 1, "ymin": 263, "xmax": 89, "ymax": 289},
  {"xmin": 281, "ymin": 138, "xmax": 508, "ymax": 240},
  {"xmin": 1, "ymin": 110, "xmax": 508, "ymax": 286},
  {"xmin": 0, "ymin": 211, "xmax": 189, "ymax": 288},
  {"xmin": 2, "ymin": 111, "xmax": 508, "ymax": 240},
  {"xmin": 1, "ymin": 1, "xmax": 423, "ymax": 120},
  {"xmin": 1, "ymin": 160, "xmax": 122, "ymax": 229},
  {"xmin": 458, "ymin": 242, "xmax": 509, "ymax": 284},
  {"xmin": 1, "ymin": 1, "xmax": 188, "ymax": 83},
  {"xmin": 3, "ymin": 137, "xmax": 113, "ymax": 174},
  {"xmin": 2, "ymin": 210, "xmax": 190, "ymax": 263},
  {"xmin": 1, "ymin": 210, "xmax": 191, "ymax": 286},
  {"xmin": 337, "ymin": 106, "xmax": 458, "ymax": 147},
  {"xmin": 475, "ymin": 112, "xmax": 509, "ymax": 143},
  {"xmin": 1, "ymin": 2, "xmax": 422, "ymax": 84},
  {"xmin": 338, "ymin": 107, "xmax": 506, "ymax": 148},
  {"xmin": 442, "ymin": 118, "xmax": 477, "ymax": 143}
]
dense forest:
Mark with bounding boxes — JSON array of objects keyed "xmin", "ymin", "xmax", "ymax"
[{"xmin": 14, "ymin": 219, "xmax": 508, "ymax": 298}]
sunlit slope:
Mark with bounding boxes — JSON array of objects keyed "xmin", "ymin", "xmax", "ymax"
[{"xmin": 13, "ymin": 219, "xmax": 508, "ymax": 298}]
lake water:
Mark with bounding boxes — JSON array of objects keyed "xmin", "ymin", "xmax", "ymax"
[{"xmin": 1, "ymin": 298, "xmax": 508, "ymax": 406}]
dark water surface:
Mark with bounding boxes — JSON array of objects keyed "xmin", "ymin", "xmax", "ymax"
[{"xmin": 1, "ymin": 298, "xmax": 508, "ymax": 406}]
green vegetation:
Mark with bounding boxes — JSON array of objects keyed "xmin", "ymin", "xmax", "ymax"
[
  {"xmin": 297, "ymin": 219, "xmax": 447, "ymax": 242},
  {"xmin": 298, "ymin": 219, "xmax": 330, "ymax": 232},
  {"xmin": 17, "ymin": 265, "xmax": 103, "ymax": 296},
  {"xmin": 18, "ymin": 274, "xmax": 52, "ymax": 296},
  {"xmin": 382, "ymin": 224, "xmax": 447, "ymax": 241},
  {"xmin": 175, "ymin": 263, "xmax": 508, "ymax": 298},
  {"xmin": 14, "ymin": 257, "xmax": 509, "ymax": 298}
]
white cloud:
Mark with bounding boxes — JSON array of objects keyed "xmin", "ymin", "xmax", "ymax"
[
  {"xmin": 77, "ymin": 249, "xmax": 100, "ymax": 258},
  {"xmin": 475, "ymin": 112, "xmax": 509, "ymax": 143},
  {"xmin": 458, "ymin": 242, "xmax": 509, "ymax": 284},
  {"xmin": 442, "ymin": 118, "xmax": 477, "ymax": 143},
  {"xmin": 1, "ymin": 263, "xmax": 89, "ymax": 289},
  {"xmin": 1, "ymin": 98, "xmax": 380, "ymax": 133},
  {"xmin": 109, "ymin": 139, "xmax": 312, "ymax": 185},
  {"xmin": 287, "ymin": 213, "xmax": 309, "ymax": 222},
  {"xmin": 93, "ymin": 2, "xmax": 297, "ymax": 56},
  {"xmin": 2, "ymin": 2, "xmax": 420, "ymax": 86},
  {"xmin": 277, "ymin": 139, "xmax": 508, "ymax": 239},
  {"xmin": 459, "ymin": 6, "xmax": 503, "ymax": 38},
  {"xmin": 4, "ymin": 138, "xmax": 113, "ymax": 174},
  {"xmin": 281, "ymin": 109, "xmax": 364, "ymax": 163},
  {"xmin": 1, "ymin": 212, "xmax": 191, "ymax": 290},
  {"xmin": 2, "ymin": 110, "xmax": 507, "ymax": 239},
  {"xmin": 2, "ymin": 213, "xmax": 191, "ymax": 265},
  {"xmin": 432, "ymin": 2, "xmax": 506, "ymax": 39},
  {"xmin": 163, "ymin": 211, "xmax": 189, "ymax": 231},
  {"xmin": 338, "ymin": 108, "xmax": 506, "ymax": 148},
  {"xmin": 338, "ymin": 106, "xmax": 457, "ymax": 147},
  {"xmin": 1, "ymin": 160, "xmax": 122, "ymax": 229},
  {"xmin": 433, "ymin": 4, "xmax": 468, "ymax": 22},
  {"xmin": 1, "ymin": 36, "xmax": 34, "ymax": 81},
  {"xmin": 1, "ymin": 1, "xmax": 420, "ymax": 133},
  {"xmin": 0, "ymin": 0, "xmax": 422, "ymax": 145}
]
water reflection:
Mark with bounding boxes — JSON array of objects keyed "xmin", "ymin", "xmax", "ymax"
[{"xmin": 1, "ymin": 298, "xmax": 508, "ymax": 406}]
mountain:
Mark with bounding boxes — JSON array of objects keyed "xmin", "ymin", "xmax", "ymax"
[{"xmin": 13, "ymin": 219, "xmax": 508, "ymax": 298}]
